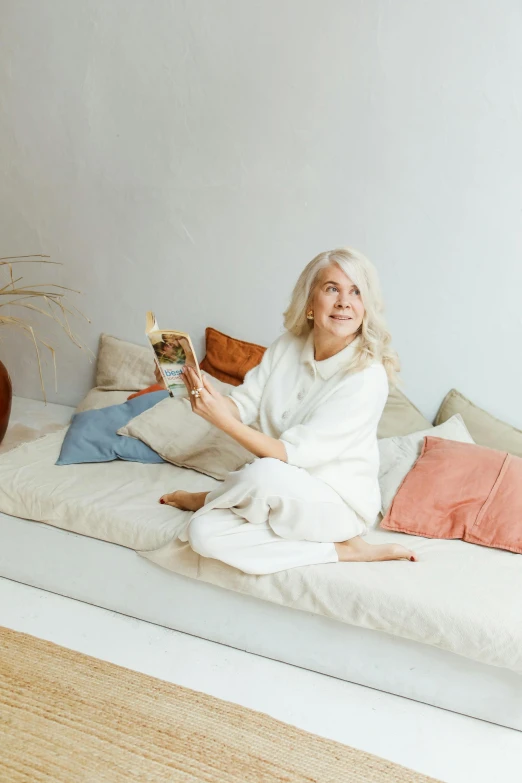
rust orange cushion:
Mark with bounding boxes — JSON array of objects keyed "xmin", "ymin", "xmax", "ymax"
[
  {"xmin": 127, "ymin": 384, "xmax": 165, "ymax": 400},
  {"xmin": 200, "ymin": 327, "xmax": 266, "ymax": 386},
  {"xmin": 381, "ymin": 436, "xmax": 522, "ymax": 554}
]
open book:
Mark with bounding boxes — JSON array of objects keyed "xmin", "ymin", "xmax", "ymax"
[{"xmin": 146, "ymin": 311, "xmax": 203, "ymax": 397}]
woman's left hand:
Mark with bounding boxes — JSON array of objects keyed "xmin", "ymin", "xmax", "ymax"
[{"xmin": 181, "ymin": 366, "xmax": 234, "ymax": 430}]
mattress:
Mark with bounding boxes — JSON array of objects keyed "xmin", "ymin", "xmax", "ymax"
[{"xmin": 1, "ymin": 428, "xmax": 522, "ymax": 679}]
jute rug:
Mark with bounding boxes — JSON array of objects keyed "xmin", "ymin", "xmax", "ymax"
[{"xmin": 0, "ymin": 626, "xmax": 441, "ymax": 782}]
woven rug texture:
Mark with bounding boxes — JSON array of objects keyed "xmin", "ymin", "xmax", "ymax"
[{"xmin": 0, "ymin": 626, "xmax": 441, "ymax": 782}]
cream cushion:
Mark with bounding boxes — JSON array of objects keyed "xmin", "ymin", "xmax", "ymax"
[
  {"xmin": 0, "ymin": 431, "xmax": 521, "ymax": 674},
  {"xmin": 435, "ymin": 389, "xmax": 522, "ymax": 458},
  {"xmin": 75, "ymin": 388, "xmax": 132, "ymax": 413},
  {"xmin": 377, "ymin": 385, "xmax": 431, "ymax": 439},
  {"xmin": 95, "ymin": 334, "xmax": 157, "ymax": 391},
  {"xmin": 118, "ymin": 378, "xmax": 256, "ymax": 480},
  {"xmin": 378, "ymin": 414, "xmax": 474, "ymax": 517}
]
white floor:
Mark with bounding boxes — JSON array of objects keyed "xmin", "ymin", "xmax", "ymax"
[{"xmin": 1, "ymin": 577, "xmax": 521, "ymax": 783}]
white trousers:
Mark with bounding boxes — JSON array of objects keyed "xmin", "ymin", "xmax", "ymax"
[{"xmin": 181, "ymin": 458, "xmax": 366, "ymax": 575}]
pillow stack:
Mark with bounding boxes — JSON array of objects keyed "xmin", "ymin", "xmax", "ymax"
[
  {"xmin": 379, "ymin": 393, "xmax": 522, "ymax": 554},
  {"xmin": 381, "ymin": 436, "xmax": 522, "ymax": 555},
  {"xmin": 377, "ymin": 413, "xmax": 474, "ymax": 518}
]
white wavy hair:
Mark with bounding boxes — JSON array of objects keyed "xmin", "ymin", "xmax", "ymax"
[{"xmin": 283, "ymin": 246, "xmax": 400, "ymax": 384}]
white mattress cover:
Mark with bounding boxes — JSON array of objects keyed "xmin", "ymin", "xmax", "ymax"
[
  {"xmin": 1, "ymin": 429, "xmax": 521, "ymax": 675},
  {"xmin": 1, "ymin": 511, "xmax": 521, "ymax": 732}
]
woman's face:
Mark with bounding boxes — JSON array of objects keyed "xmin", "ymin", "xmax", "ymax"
[{"xmin": 310, "ymin": 264, "xmax": 365, "ymax": 343}]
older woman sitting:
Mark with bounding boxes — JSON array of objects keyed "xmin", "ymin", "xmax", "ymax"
[{"xmin": 159, "ymin": 247, "xmax": 416, "ymax": 574}]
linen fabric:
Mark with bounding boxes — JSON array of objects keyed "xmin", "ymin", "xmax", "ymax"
[
  {"xmin": 1, "ymin": 431, "xmax": 522, "ymax": 672},
  {"xmin": 95, "ymin": 334, "xmax": 157, "ymax": 391},
  {"xmin": 382, "ymin": 436, "xmax": 522, "ymax": 554},
  {"xmin": 0, "ymin": 429, "xmax": 216, "ymax": 552},
  {"xmin": 119, "ymin": 396, "xmax": 255, "ymax": 479},
  {"xmin": 57, "ymin": 391, "xmax": 169, "ymax": 465},
  {"xmin": 118, "ymin": 375, "xmax": 255, "ymax": 480},
  {"xmin": 228, "ymin": 330, "xmax": 388, "ymax": 525},
  {"xmin": 378, "ymin": 414, "xmax": 474, "ymax": 517},
  {"xmin": 200, "ymin": 326, "xmax": 267, "ymax": 386},
  {"xmin": 182, "ymin": 457, "xmax": 366, "ymax": 574},
  {"xmin": 377, "ymin": 385, "xmax": 431, "ymax": 438},
  {"xmin": 435, "ymin": 388, "xmax": 522, "ymax": 457},
  {"xmin": 76, "ymin": 388, "xmax": 132, "ymax": 413}
]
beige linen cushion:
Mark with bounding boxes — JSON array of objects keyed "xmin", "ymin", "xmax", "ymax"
[
  {"xmin": 435, "ymin": 389, "xmax": 522, "ymax": 458},
  {"xmin": 95, "ymin": 334, "xmax": 157, "ymax": 391},
  {"xmin": 377, "ymin": 385, "xmax": 431, "ymax": 439},
  {"xmin": 75, "ymin": 388, "xmax": 133, "ymax": 413},
  {"xmin": 378, "ymin": 413, "xmax": 474, "ymax": 518},
  {"xmin": 118, "ymin": 378, "xmax": 256, "ymax": 480}
]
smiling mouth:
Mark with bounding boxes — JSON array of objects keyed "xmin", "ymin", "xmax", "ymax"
[{"xmin": 330, "ymin": 315, "xmax": 352, "ymax": 320}]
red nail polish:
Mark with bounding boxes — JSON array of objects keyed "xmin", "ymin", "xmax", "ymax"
[
  {"xmin": 410, "ymin": 556, "xmax": 415, "ymax": 561},
  {"xmin": 159, "ymin": 498, "xmax": 165, "ymax": 504}
]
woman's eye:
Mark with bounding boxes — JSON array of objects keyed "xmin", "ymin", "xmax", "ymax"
[{"xmin": 325, "ymin": 285, "xmax": 360, "ymax": 295}]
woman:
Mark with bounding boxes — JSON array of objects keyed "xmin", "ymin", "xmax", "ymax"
[{"xmin": 159, "ymin": 247, "xmax": 416, "ymax": 574}]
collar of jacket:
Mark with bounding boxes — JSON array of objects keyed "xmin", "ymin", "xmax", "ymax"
[{"xmin": 300, "ymin": 329, "xmax": 361, "ymax": 380}]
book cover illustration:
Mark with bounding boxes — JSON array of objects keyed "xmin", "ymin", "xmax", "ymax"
[{"xmin": 145, "ymin": 311, "xmax": 202, "ymax": 397}]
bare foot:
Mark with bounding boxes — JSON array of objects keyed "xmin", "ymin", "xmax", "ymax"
[
  {"xmin": 159, "ymin": 490, "xmax": 209, "ymax": 512},
  {"xmin": 335, "ymin": 535, "xmax": 417, "ymax": 563}
]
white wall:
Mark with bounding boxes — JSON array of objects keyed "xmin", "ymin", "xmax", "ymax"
[{"xmin": 1, "ymin": 0, "xmax": 521, "ymax": 426}]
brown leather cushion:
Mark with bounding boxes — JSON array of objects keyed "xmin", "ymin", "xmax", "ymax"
[{"xmin": 200, "ymin": 327, "xmax": 266, "ymax": 386}]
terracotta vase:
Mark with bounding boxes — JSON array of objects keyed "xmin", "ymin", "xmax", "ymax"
[{"xmin": 0, "ymin": 359, "xmax": 12, "ymax": 445}]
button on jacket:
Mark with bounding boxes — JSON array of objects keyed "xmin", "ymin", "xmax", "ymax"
[{"xmin": 229, "ymin": 329, "xmax": 389, "ymax": 526}]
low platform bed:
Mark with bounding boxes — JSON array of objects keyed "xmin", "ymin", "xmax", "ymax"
[
  {"xmin": 2, "ymin": 511, "xmax": 522, "ymax": 732},
  {"xmin": 2, "ymin": 360, "xmax": 521, "ymax": 735}
]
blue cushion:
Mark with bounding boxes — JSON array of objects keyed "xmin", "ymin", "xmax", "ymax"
[{"xmin": 56, "ymin": 391, "xmax": 169, "ymax": 465}]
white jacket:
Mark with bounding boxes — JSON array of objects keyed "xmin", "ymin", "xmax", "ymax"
[{"xmin": 229, "ymin": 329, "xmax": 388, "ymax": 526}]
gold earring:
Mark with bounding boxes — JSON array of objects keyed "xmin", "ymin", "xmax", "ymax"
[{"xmin": 306, "ymin": 310, "xmax": 314, "ymax": 320}]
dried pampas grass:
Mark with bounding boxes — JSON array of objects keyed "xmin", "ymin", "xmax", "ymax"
[{"xmin": 0, "ymin": 254, "xmax": 92, "ymax": 401}]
